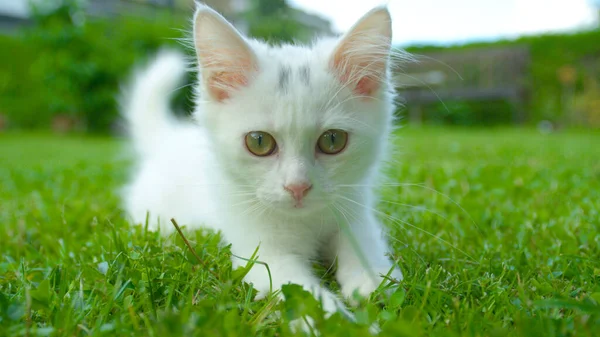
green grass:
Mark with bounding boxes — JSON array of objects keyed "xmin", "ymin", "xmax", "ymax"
[{"xmin": 1, "ymin": 127, "xmax": 599, "ymax": 337}]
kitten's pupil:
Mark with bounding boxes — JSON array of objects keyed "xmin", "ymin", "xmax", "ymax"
[
  {"xmin": 317, "ymin": 129, "xmax": 348, "ymax": 155},
  {"xmin": 245, "ymin": 131, "xmax": 277, "ymax": 156}
]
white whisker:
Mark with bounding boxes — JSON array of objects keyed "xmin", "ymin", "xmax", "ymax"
[
  {"xmin": 338, "ymin": 182, "xmax": 480, "ymax": 233},
  {"xmin": 379, "ymin": 200, "xmax": 450, "ymax": 222},
  {"xmin": 336, "ymin": 195, "xmax": 477, "ymax": 263}
]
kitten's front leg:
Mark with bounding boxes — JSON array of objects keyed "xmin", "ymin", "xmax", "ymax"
[
  {"xmin": 232, "ymin": 243, "xmax": 354, "ymax": 334},
  {"xmin": 334, "ymin": 212, "xmax": 403, "ymax": 301},
  {"xmin": 231, "ymin": 239, "xmax": 347, "ymax": 316}
]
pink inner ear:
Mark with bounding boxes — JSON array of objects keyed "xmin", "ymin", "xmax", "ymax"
[
  {"xmin": 355, "ymin": 75, "xmax": 380, "ymax": 97},
  {"xmin": 207, "ymin": 72, "xmax": 249, "ymax": 102},
  {"xmin": 333, "ymin": 60, "xmax": 383, "ymax": 98},
  {"xmin": 200, "ymin": 47, "xmax": 255, "ymax": 102}
]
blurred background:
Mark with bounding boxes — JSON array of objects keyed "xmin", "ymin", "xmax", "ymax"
[
  {"xmin": 0, "ymin": 0, "xmax": 599, "ymax": 133},
  {"xmin": 2, "ymin": 3, "xmax": 600, "ymax": 336}
]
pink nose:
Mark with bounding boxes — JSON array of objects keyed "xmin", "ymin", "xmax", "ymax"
[{"xmin": 284, "ymin": 183, "xmax": 312, "ymax": 205}]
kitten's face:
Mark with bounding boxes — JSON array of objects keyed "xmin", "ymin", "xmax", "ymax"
[
  {"xmin": 193, "ymin": 6, "xmax": 393, "ymax": 215},
  {"xmin": 202, "ymin": 45, "xmax": 392, "ymax": 215}
]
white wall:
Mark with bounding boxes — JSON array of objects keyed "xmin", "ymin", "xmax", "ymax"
[{"xmin": 0, "ymin": 0, "xmax": 30, "ymax": 18}]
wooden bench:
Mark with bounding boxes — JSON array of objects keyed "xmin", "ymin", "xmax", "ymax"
[{"xmin": 393, "ymin": 46, "xmax": 531, "ymax": 124}]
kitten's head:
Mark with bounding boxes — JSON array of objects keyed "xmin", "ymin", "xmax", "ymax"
[{"xmin": 192, "ymin": 5, "xmax": 395, "ymax": 215}]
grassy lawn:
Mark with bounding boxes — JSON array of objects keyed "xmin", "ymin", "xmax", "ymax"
[{"xmin": 1, "ymin": 127, "xmax": 599, "ymax": 336}]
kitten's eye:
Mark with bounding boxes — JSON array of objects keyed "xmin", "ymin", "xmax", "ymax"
[
  {"xmin": 317, "ymin": 129, "xmax": 348, "ymax": 155},
  {"xmin": 245, "ymin": 131, "xmax": 277, "ymax": 156}
]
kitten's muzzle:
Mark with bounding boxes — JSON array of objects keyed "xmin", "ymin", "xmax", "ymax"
[{"xmin": 284, "ymin": 183, "xmax": 312, "ymax": 208}]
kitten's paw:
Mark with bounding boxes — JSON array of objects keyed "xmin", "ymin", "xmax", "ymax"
[
  {"xmin": 276, "ymin": 288, "xmax": 355, "ymax": 335},
  {"xmin": 251, "ymin": 283, "xmax": 273, "ymax": 301},
  {"xmin": 289, "ymin": 314, "xmax": 380, "ymax": 336},
  {"xmin": 288, "ymin": 291, "xmax": 355, "ymax": 336},
  {"xmin": 318, "ymin": 290, "xmax": 354, "ymax": 320},
  {"xmin": 243, "ymin": 268, "xmax": 276, "ymax": 301},
  {"xmin": 289, "ymin": 316, "xmax": 317, "ymax": 335},
  {"xmin": 339, "ymin": 265, "xmax": 403, "ymax": 303}
]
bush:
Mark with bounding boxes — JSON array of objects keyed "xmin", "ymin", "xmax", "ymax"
[
  {"xmin": 0, "ymin": 0, "xmax": 191, "ymax": 132},
  {"xmin": 420, "ymin": 100, "xmax": 514, "ymax": 126},
  {"xmin": 405, "ymin": 29, "xmax": 600, "ymax": 126},
  {"xmin": 0, "ymin": 34, "xmax": 43, "ymax": 129},
  {"xmin": 244, "ymin": 0, "xmax": 315, "ymax": 43},
  {"xmin": 0, "ymin": 0, "xmax": 317, "ymax": 132}
]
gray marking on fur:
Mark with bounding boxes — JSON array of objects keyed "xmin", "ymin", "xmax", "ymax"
[
  {"xmin": 299, "ymin": 64, "xmax": 310, "ymax": 86},
  {"xmin": 278, "ymin": 65, "xmax": 291, "ymax": 93}
]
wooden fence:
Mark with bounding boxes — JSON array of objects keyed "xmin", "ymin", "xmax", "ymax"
[{"xmin": 394, "ymin": 46, "xmax": 531, "ymax": 124}]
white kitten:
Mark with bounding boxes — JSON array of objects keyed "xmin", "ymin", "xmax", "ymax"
[{"xmin": 121, "ymin": 4, "xmax": 403, "ymax": 317}]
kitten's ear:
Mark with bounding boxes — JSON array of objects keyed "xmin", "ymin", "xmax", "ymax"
[
  {"xmin": 193, "ymin": 5, "xmax": 257, "ymax": 102},
  {"xmin": 330, "ymin": 6, "xmax": 392, "ymax": 97}
]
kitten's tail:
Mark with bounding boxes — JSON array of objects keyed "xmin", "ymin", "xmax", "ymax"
[{"xmin": 121, "ymin": 49, "xmax": 188, "ymax": 156}]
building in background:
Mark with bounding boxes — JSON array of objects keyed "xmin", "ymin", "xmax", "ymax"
[
  {"xmin": 134, "ymin": 0, "xmax": 250, "ymax": 33},
  {"xmin": 0, "ymin": 0, "xmax": 30, "ymax": 33},
  {"xmin": 289, "ymin": 6, "xmax": 334, "ymax": 37},
  {"xmin": 168, "ymin": 0, "xmax": 333, "ymax": 38},
  {"xmin": 593, "ymin": 0, "xmax": 600, "ymax": 26},
  {"xmin": 0, "ymin": 0, "xmax": 331, "ymax": 38}
]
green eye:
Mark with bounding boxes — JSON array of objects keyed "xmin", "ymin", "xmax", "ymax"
[
  {"xmin": 245, "ymin": 131, "xmax": 277, "ymax": 156},
  {"xmin": 317, "ymin": 129, "xmax": 348, "ymax": 155}
]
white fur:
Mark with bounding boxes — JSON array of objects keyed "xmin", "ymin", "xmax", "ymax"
[{"xmin": 121, "ymin": 4, "xmax": 403, "ymax": 319}]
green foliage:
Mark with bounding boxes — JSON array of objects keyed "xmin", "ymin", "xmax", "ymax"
[
  {"xmin": 420, "ymin": 100, "xmax": 515, "ymax": 126},
  {"xmin": 247, "ymin": 16, "xmax": 306, "ymax": 44},
  {"xmin": 244, "ymin": 0, "xmax": 313, "ymax": 43},
  {"xmin": 0, "ymin": 34, "xmax": 42, "ymax": 128},
  {"xmin": 1, "ymin": 128, "xmax": 599, "ymax": 336},
  {"xmin": 405, "ymin": 29, "xmax": 600, "ymax": 126},
  {"xmin": 0, "ymin": 0, "xmax": 191, "ymax": 132},
  {"xmin": 0, "ymin": 0, "xmax": 319, "ymax": 132},
  {"xmin": 256, "ymin": 0, "xmax": 287, "ymax": 15}
]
